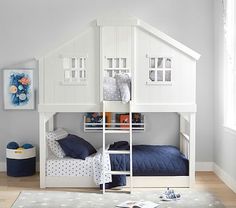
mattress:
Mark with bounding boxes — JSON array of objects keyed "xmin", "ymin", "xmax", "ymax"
[
  {"xmin": 110, "ymin": 144, "xmax": 189, "ymax": 176},
  {"xmin": 105, "ymin": 143, "xmax": 189, "ymax": 188},
  {"xmin": 46, "ymin": 154, "xmax": 94, "ymax": 177}
]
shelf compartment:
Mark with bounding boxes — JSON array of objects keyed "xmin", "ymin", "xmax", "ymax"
[{"xmin": 83, "ymin": 118, "xmax": 145, "ymax": 133}]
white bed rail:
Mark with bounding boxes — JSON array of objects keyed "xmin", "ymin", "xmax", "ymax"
[
  {"xmin": 179, "ymin": 113, "xmax": 196, "ymax": 187},
  {"xmin": 180, "ymin": 132, "xmax": 190, "ymax": 159},
  {"xmin": 179, "ymin": 113, "xmax": 190, "ymax": 159}
]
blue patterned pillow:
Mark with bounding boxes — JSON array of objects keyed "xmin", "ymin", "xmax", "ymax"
[{"xmin": 57, "ymin": 134, "xmax": 97, "ymax": 160}]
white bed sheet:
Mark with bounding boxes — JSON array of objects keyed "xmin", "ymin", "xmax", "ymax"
[
  {"xmin": 46, "ymin": 154, "xmax": 94, "ymax": 177},
  {"xmin": 46, "ymin": 147, "xmax": 112, "ymax": 185}
]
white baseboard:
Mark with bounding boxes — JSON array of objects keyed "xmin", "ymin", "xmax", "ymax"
[
  {"xmin": 196, "ymin": 162, "xmax": 214, "ymax": 171},
  {"xmin": 214, "ymin": 163, "xmax": 236, "ymax": 193}
]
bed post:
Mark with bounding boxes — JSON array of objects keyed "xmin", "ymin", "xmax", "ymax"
[
  {"xmin": 189, "ymin": 113, "xmax": 196, "ymax": 187},
  {"xmin": 39, "ymin": 112, "xmax": 46, "ymax": 188},
  {"xmin": 179, "ymin": 114, "xmax": 184, "ymax": 154},
  {"xmin": 48, "ymin": 115, "xmax": 54, "ymax": 132}
]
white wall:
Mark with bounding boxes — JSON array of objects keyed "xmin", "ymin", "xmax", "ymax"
[
  {"xmin": 0, "ymin": 0, "xmax": 214, "ymax": 164},
  {"xmin": 213, "ymin": 0, "xmax": 236, "ymax": 191}
]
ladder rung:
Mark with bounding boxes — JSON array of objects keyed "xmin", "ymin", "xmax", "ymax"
[
  {"xmin": 105, "ymin": 130, "xmax": 130, "ymax": 134},
  {"xmin": 106, "ymin": 171, "xmax": 130, "ymax": 175},
  {"xmin": 106, "ymin": 150, "xmax": 130, "ymax": 154}
]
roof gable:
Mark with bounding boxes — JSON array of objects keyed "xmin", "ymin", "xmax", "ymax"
[
  {"xmin": 37, "ymin": 16, "xmax": 200, "ymax": 61},
  {"xmin": 97, "ymin": 16, "xmax": 201, "ymax": 60}
]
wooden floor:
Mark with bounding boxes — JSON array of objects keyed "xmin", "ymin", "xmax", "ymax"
[{"xmin": 0, "ymin": 172, "xmax": 236, "ymax": 208}]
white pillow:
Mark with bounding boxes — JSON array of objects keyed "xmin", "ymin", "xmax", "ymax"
[
  {"xmin": 115, "ymin": 74, "xmax": 131, "ymax": 103},
  {"xmin": 46, "ymin": 128, "xmax": 68, "ymax": 158}
]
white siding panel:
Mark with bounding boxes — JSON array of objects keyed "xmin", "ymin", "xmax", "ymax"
[
  {"xmin": 136, "ymin": 28, "xmax": 196, "ymax": 105},
  {"xmin": 43, "ymin": 26, "xmax": 100, "ymax": 106}
]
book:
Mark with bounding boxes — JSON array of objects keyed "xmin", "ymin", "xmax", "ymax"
[
  {"xmin": 105, "ymin": 112, "xmax": 112, "ymax": 127},
  {"xmin": 120, "ymin": 114, "xmax": 130, "ymax": 128},
  {"xmin": 116, "ymin": 200, "xmax": 159, "ymax": 208}
]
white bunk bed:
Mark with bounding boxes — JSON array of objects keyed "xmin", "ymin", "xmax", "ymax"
[{"xmin": 38, "ymin": 15, "xmax": 200, "ymax": 192}]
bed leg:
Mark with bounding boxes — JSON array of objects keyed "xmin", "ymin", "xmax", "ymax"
[
  {"xmin": 39, "ymin": 113, "xmax": 46, "ymax": 188},
  {"xmin": 189, "ymin": 113, "xmax": 196, "ymax": 188}
]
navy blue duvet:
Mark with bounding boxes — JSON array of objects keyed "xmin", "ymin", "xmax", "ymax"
[{"xmin": 103, "ymin": 142, "xmax": 189, "ymax": 189}]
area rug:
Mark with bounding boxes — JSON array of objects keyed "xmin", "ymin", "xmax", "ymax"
[{"xmin": 11, "ymin": 189, "xmax": 224, "ymax": 208}]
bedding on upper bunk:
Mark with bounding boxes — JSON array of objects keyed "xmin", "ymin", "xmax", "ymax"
[
  {"xmin": 103, "ymin": 73, "xmax": 131, "ymax": 103},
  {"xmin": 104, "ymin": 141, "xmax": 189, "ymax": 189}
]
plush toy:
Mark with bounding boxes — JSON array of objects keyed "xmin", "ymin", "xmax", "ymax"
[
  {"xmin": 22, "ymin": 143, "xmax": 33, "ymax": 149},
  {"xmin": 7, "ymin": 142, "xmax": 19, "ymax": 149}
]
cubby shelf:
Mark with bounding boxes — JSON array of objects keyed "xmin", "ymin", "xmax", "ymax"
[{"xmin": 83, "ymin": 116, "xmax": 145, "ymax": 133}]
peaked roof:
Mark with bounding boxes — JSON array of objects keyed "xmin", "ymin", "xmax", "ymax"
[
  {"xmin": 37, "ymin": 15, "xmax": 200, "ymax": 61},
  {"xmin": 97, "ymin": 16, "xmax": 201, "ymax": 60}
]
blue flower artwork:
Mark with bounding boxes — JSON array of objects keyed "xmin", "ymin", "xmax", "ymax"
[{"xmin": 4, "ymin": 69, "xmax": 34, "ymax": 110}]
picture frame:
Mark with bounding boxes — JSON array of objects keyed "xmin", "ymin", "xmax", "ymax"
[{"xmin": 3, "ymin": 69, "xmax": 34, "ymax": 110}]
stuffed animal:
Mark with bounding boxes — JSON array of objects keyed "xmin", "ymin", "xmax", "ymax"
[
  {"xmin": 22, "ymin": 143, "xmax": 34, "ymax": 149},
  {"xmin": 7, "ymin": 142, "xmax": 19, "ymax": 149}
]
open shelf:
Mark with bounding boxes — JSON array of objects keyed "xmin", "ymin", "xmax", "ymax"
[{"xmin": 83, "ymin": 116, "xmax": 145, "ymax": 133}]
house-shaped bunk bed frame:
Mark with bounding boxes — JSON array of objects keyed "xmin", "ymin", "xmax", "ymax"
[{"xmin": 38, "ymin": 15, "xmax": 200, "ymax": 191}]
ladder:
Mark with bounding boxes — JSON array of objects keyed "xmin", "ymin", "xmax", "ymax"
[{"xmin": 102, "ymin": 101, "xmax": 133, "ymax": 194}]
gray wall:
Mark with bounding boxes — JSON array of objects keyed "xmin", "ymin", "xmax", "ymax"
[
  {"xmin": 0, "ymin": 0, "xmax": 214, "ymax": 165},
  {"xmin": 213, "ymin": 0, "xmax": 236, "ymax": 185},
  {"xmin": 0, "ymin": 60, "xmax": 39, "ymax": 168}
]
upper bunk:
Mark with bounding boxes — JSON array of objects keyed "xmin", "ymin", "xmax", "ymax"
[{"xmin": 37, "ymin": 15, "xmax": 201, "ymax": 113}]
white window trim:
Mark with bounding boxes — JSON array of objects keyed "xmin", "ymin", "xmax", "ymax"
[
  {"xmin": 61, "ymin": 56, "xmax": 87, "ymax": 85},
  {"xmin": 146, "ymin": 55, "xmax": 173, "ymax": 85},
  {"xmin": 223, "ymin": 0, "xmax": 236, "ymax": 131}
]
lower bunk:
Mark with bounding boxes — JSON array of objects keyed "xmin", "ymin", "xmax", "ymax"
[{"xmin": 44, "ymin": 142, "xmax": 190, "ymax": 188}]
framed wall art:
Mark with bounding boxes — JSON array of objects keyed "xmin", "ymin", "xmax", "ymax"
[{"xmin": 3, "ymin": 69, "xmax": 34, "ymax": 110}]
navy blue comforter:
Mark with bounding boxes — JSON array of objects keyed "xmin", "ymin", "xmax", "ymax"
[{"xmin": 103, "ymin": 141, "xmax": 189, "ymax": 189}]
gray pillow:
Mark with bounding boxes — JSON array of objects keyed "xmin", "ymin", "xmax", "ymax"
[
  {"xmin": 103, "ymin": 77, "xmax": 121, "ymax": 101},
  {"xmin": 46, "ymin": 128, "xmax": 68, "ymax": 158},
  {"xmin": 115, "ymin": 73, "xmax": 131, "ymax": 103}
]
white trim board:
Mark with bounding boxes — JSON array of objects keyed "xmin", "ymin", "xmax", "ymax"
[
  {"xmin": 214, "ymin": 163, "xmax": 236, "ymax": 193},
  {"xmin": 195, "ymin": 162, "xmax": 214, "ymax": 171},
  {"xmin": 138, "ymin": 20, "xmax": 201, "ymax": 60}
]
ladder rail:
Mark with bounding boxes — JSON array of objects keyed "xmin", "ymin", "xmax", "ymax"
[
  {"xmin": 102, "ymin": 101, "xmax": 106, "ymax": 194},
  {"xmin": 102, "ymin": 100, "xmax": 133, "ymax": 194},
  {"xmin": 129, "ymin": 101, "xmax": 133, "ymax": 193}
]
